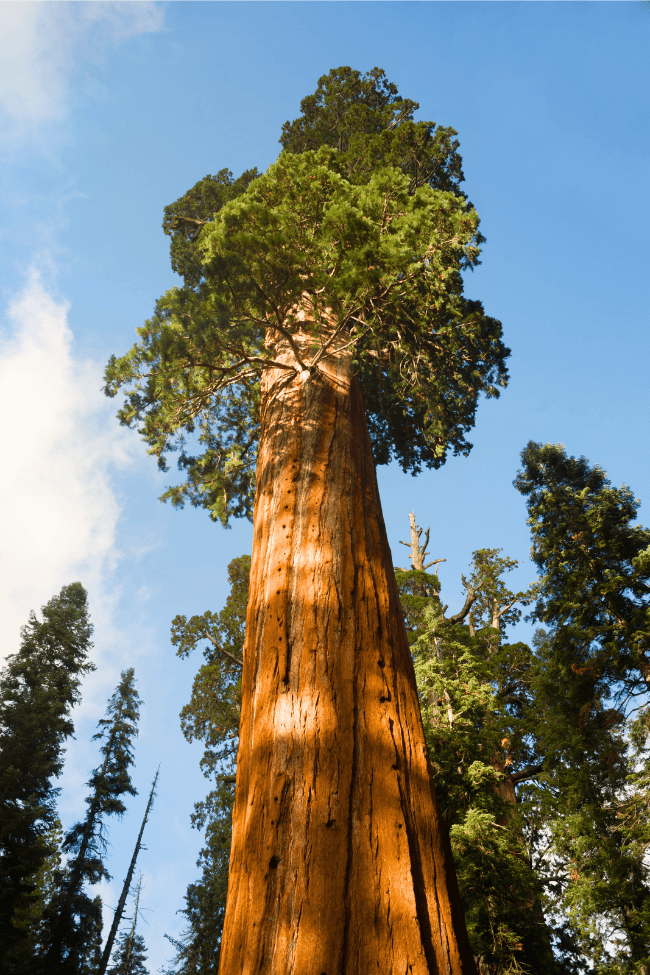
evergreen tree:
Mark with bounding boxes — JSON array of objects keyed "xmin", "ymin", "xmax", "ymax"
[
  {"xmin": 515, "ymin": 442, "xmax": 650, "ymax": 973},
  {"xmin": 395, "ymin": 525, "xmax": 557, "ymax": 974},
  {"xmin": 167, "ymin": 554, "xmax": 249, "ymax": 973},
  {"xmin": 41, "ymin": 668, "xmax": 141, "ymax": 974},
  {"xmin": 106, "ymin": 66, "xmax": 510, "ymax": 973},
  {"xmin": 107, "ymin": 876, "xmax": 149, "ymax": 975},
  {"xmin": 5, "ymin": 819, "xmax": 62, "ymax": 970},
  {"xmin": 107, "ymin": 931, "xmax": 149, "ymax": 975},
  {"xmin": 514, "ymin": 441, "xmax": 650, "ymax": 698},
  {"xmin": 99, "ymin": 769, "xmax": 159, "ymax": 975},
  {"xmin": 0, "ymin": 582, "xmax": 95, "ymax": 974}
]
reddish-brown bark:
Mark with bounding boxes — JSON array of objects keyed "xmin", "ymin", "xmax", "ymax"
[{"xmin": 218, "ymin": 327, "xmax": 477, "ymax": 975}]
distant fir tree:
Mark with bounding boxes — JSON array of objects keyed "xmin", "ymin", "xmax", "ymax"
[
  {"xmin": 41, "ymin": 668, "xmax": 141, "ymax": 975},
  {"xmin": 515, "ymin": 442, "xmax": 650, "ymax": 974},
  {"xmin": 166, "ymin": 554, "xmax": 249, "ymax": 974},
  {"xmin": 107, "ymin": 931, "xmax": 149, "ymax": 975},
  {"xmin": 107, "ymin": 875, "xmax": 149, "ymax": 975},
  {"xmin": 0, "ymin": 582, "xmax": 95, "ymax": 974}
]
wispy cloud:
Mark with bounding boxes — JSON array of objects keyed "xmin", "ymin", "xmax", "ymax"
[
  {"xmin": 0, "ymin": 1, "xmax": 164, "ymax": 145},
  {"xmin": 0, "ymin": 270, "xmax": 137, "ymax": 663}
]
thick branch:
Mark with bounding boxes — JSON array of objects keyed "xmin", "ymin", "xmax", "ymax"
[
  {"xmin": 446, "ymin": 579, "xmax": 483, "ymax": 625},
  {"xmin": 203, "ymin": 631, "xmax": 244, "ymax": 669},
  {"xmin": 424, "ymin": 559, "xmax": 446, "ymax": 573},
  {"xmin": 508, "ymin": 763, "xmax": 543, "ymax": 786}
]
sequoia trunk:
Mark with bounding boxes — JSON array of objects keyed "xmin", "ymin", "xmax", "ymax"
[{"xmin": 218, "ymin": 331, "xmax": 476, "ymax": 975}]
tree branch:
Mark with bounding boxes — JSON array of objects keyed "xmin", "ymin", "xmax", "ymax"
[
  {"xmin": 508, "ymin": 763, "xmax": 543, "ymax": 786},
  {"xmin": 446, "ymin": 578, "xmax": 484, "ymax": 625},
  {"xmin": 202, "ymin": 631, "xmax": 244, "ymax": 669}
]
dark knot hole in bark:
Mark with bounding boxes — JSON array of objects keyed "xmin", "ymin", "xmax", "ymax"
[{"xmin": 269, "ymin": 855, "xmax": 279, "ymax": 870}]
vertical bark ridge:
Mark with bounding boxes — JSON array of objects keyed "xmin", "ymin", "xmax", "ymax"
[{"xmin": 218, "ymin": 330, "xmax": 476, "ymax": 975}]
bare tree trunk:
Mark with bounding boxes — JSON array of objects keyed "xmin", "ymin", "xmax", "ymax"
[
  {"xmin": 98, "ymin": 770, "xmax": 158, "ymax": 975},
  {"xmin": 218, "ymin": 331, "xmax": 476, "ymax": 975},
  {"xmin": 120, "ymin": 875, "xmax": 141, "ymax": 975}
]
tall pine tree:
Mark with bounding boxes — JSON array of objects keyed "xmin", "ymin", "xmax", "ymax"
[
  {"xmin": 515, "ymin": 442, "xmax": 650, "ymax": 973},
  {"xmin": 106, "ymin": 67, "xmax": 509, "ymax": 973},
  {"xmin": 41, "ymin": 668, "xmax": 141, "ymax": 974},
  {"xmin": 0, "ymin": 582, "xmax": 94, "ymax": 974}
]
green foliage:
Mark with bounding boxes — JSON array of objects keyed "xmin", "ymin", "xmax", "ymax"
[
  {"xmin": 394, "ymin": 566, "xmax": 442, "ymax": 644},
  {"xmin": 515, "ymin": 443, "xmax": 650, "ymax": 973},
  {"xmin": 279, "ymin": 66, "xmax": 470, "ymax": 207},
  {"xmin": 105, "ymin": 68, "xmax": 508, "ymax": 526},
  {"xmin": 4, "ymin": 820, "xmax": 62, "ymax": 970},
  {"xmin": 107, "ymin": 931, "xmax": 149, "ymax": 975},
  {"xmin": 399, "ymin": 550, "xmax": 559, "ymax": 975},
  {"xmin": 41, "ymin": 669, "xmax": 141, "ymax": 974},
  {"xmin": 0, "ymin": 583, "xmax": 95, "ymax": 974},
  {"xmin": 163, "ymin": 168, "xmax": 260, "ymax": 290},
  {"xmin": 514, "ymin": 440, "xmax": 650, "ymax": 700},
  {"xmin": 167, "ymin": 781, "xmax": 234, "ymax": 975},
  {"xmin": 466, "ymin": 548, "xmax": 538, "ymax": 636},
  {"xmin": 167, "ymin": 555, "xmax": 249, "ymax": 973}
]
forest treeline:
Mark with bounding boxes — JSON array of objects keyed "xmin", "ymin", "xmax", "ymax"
[
  {"xmin": 0, "ymin": 584, "xmax": 154, "ymax": 975},
  {"xmin": 167, "ymin": 441, "xmax": 650, "ymax": 975},
  {"xmin": 0, "ymin": 442, "xmax": 648, "ymax": 975}
]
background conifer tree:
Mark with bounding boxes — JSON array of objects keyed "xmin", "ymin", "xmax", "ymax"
[
  {"xmin": 0, "ymin": 582, "xmax": 94, "ymax": 974},
  {"xmin": 99, "ymin": 769, "xmax": 159, "ymax": 975},
  {"xmin": 41, "ymin": 668, "xmax": 141, "ymax": 974},
  {"xmin": 167, "ymin": 554, "xmax": 248, "ymax": 973},
  {"xmin": 515, "ymin": 442, "xmax": 650, "ymax": 973},
  {"xmin": 395, "ymin": 524, "xmax": 559, "ymax": 974},
  {"xmin": 106, "ymin": 875, "xmax": 149, "ymax": 975},
  {"xmin": 107, "ymin": 931, "xmax": 149, "ymax": 975}
]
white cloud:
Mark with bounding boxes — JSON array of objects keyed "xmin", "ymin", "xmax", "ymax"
[
  {"xmin": 0, "ymin": 1, "xmax": 164, "ymax": 141},
  {"xmin": 0, "ymin": 270, "xmax": 137, "ymax": 663}
]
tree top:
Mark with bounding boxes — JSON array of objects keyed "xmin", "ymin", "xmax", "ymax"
[{"xmin": 105, "ymin": 69, "xmax": 509, "ymax": 526}]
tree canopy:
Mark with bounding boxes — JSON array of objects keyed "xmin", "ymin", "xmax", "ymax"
[
  {"xmin": 514, "ymin": 440, "xmax": 650, "ymax": 700},
  {"xmin": 105, "ymin": 67, "xmax": 508, "ymax": 526},
  {"xmin": 514, "ymin": 442, "xmax": 650, "ymax": 972}
]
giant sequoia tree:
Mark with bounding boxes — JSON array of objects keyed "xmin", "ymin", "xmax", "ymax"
[{"xmin": 106, "ymin": 68, "xmax": 509, "ymax": 974}]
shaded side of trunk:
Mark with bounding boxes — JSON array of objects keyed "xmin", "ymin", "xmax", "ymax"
[{"xmin": 218, "ymin": 333, "xmax": 476, "ymax": 975}]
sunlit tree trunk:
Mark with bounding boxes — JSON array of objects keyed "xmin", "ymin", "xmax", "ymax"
[{"xmin": 218, "ymin": 325, "xmax": 476, "ymax": 975}]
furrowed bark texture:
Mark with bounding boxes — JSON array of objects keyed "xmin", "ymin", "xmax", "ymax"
[{"xmin": 218, "ymin": 332, "xmax": 476, "ymax": 975}]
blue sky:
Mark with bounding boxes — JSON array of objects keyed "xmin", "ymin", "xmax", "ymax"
[{"xmin": 1, "ymin": 2, "xmax": 648, "ymax": 970}]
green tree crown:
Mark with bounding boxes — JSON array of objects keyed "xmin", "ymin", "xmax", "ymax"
[
  {"xmin": 105, "ymin": 69, "xmax": 509, "ymax": 526},
  {"xmin": 514, "ymin": 440, "xmax": 650, "ymax": 699}
]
